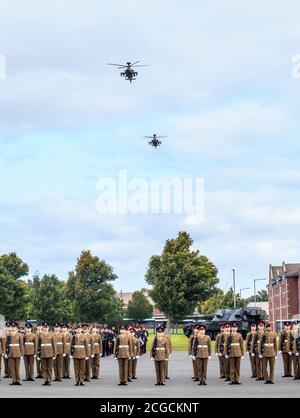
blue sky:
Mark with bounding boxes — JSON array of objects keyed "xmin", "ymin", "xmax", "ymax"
[{"xmin": 1, "ymin": 0, "xmax": 300, "ymax": 295}]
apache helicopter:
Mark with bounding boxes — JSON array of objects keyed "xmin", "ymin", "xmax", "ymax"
[
  {"xmin": 107, "ymin": 61, "xmax": 149, "ymax": 83},
  {"xmin": 142, "ymin": 134, "xmax": 167, "ymax": 148}
]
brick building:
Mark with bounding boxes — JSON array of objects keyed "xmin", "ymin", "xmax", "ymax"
[{"xmin": 268, "ymin": 262, "xmax": 300, "ymax": 329}]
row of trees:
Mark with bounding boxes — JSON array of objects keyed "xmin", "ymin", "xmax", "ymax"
[
  {"xmin": 0, "ymin": 251, "xmax": 123, "ymax": 324},
  {"xmin": 1, "ymin": 231, "xmax": 266, "ymax": 324}
]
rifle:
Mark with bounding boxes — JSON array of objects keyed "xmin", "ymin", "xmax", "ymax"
[
  {"xmin": 37, "ymin": 336, "xmax": 42, "ymax": 359},
  {"xmin": 261, "ymin": 334, "xmax": 267, "ymax": 354},
  {"xmin": 5, "ymin": 335, "xmax": 11, "ymax": 357},
  {"xmin": 115, "ymin": 336, "xmax": 120, "ymax": 358},
  {"xmin": 151, "ymin": 336, "xmax": 157, "ymax": 359}
]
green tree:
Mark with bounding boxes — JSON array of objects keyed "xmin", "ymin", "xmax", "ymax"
[
  {"xmin": 0, "ymin": 253, "xmax": 29, "ymax": 319},
  {"xmin": 32, "ymin": 274, "xmax": 72, "ymax": 323},
  {"xmin": 201, "ymin": 288, "xmax": 247, "ymax": 315},
  {"xmin": 127, "ymin": 291, "xmax": 153, "ymax": 323},
  {"xmin": 67, "ymin": 250, "xmax": 123, "ymax": 323},
  {"xmin": 145, "ymin": 231, "xmax": 219, "ymax": 323},
  {"xmin": 246, "ymin": 289, "xmax": 268, "ymax": 303}
]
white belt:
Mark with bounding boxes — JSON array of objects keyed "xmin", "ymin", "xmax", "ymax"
[
  {"xmin": 74, "ymin": 345, "xmax": 84, "ymax": 348},
  {"xmin": 231, "ymin": 343, "xmax": 240, "ymax": 346},
  {"xmin": 119, "ymin": 345, "xmax": 129, "ymax": 348},
  {"xmin": 156, "ymin": 348, "xmax": 165, "ymax": 351},
  {"xmin": 66, "ymin": 343, "xmax": 70, "ymax": 346},
  {"xmin": 264, "ymin": 343, "xmax": 274, "ymax": 347},
  {"xmin": 25, "ymin": 342, "xmax": 34, "ymax": 345},
  {"xmin": 56, "ymin": 342, "xmax": 63, "ymax": 345},
  {"xmin": 197, "ymin": 345, "xmax": 208, "ymax": 348},
  {"xmin": 88, "ymin": 344, "xmax": 91, "ymax": 347},
  {"xmin": 94, "ymin": 343, "xmax": 99, "ymax": 346},
  {"xmin": 9, "ymin": 344, "xmax": 20, "ymax": 347},
  {"xmin": 41, "ymin": 344, "xmax": 52, "ymax": 347},
  {"xmin": 284, "ymin": 340, "xmax": 288, "ymax": 342}
]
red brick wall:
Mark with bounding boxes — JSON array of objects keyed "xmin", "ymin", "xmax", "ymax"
[{"xmin": 287, "ymin": 278, "xmax": 299, "ymax": 318}]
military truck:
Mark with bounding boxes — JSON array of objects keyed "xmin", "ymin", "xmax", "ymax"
[{"xmin": 183, "ymin": 307, "xmax": 268, "ymax": 340}]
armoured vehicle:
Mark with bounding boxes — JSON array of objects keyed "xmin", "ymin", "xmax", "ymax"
[{"xmin": 184, "ymin": 307, "xmax": 268, "ymax": 340}]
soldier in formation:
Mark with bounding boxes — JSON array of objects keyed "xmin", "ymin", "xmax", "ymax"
[
  {"xmin": 151, "ymin": 326, "xmax": 169, "ymax": 386},
  {"xmin": 188, "ymin": 324, "xmax": 199, "ymax": 381},
  {"xmin": 246, "ymin": 322, "xmax": 257, "ymax": 378},
  {"xmin": 192, "ymin": 324, "xmax": 211, "ymax": 385}
]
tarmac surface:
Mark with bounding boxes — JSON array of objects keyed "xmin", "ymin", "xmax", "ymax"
[{"xmin": 0, "ymin": 351, "xmax": 299, "ymax": 398}]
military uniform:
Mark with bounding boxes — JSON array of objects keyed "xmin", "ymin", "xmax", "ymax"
[
  {"xmin": 91, "ymin": 331, "xmax": 102, "ymax": 379},
  {"xmin": 23, "ymin": 324, "xmax": 37, "ymax": 381},
  {"xmin": 221, "ymin": 325, "xmax": 231, "ymax": 381},
  {"xmin": 188, "ymin": 333, "xmax": 198, "ymax": 380},
  {"xmin": 6, "ymin": 324, "xmax": 24, "ymax": 385},
  {"xmin": 224, "ymin": 325, "xmax": 244, "ymax": 384},
  {"xmin": 38, "ymin": 324, "xmax": 56, "ymax": 386},
  {"xmin": 253, "ymin": 326, "xmax": 265, "ymax": 380},
  {"xmin": 164, "ymin": 332, "xmax": 172, "ymax": 379},
  {"xmin": 114, "ymin": 327, "xmax": 133, "ymax": 385},
  {"xmin": 246, "ymin": 327, "xmax": 257, "ymax": 378},
  {"xmin": 151, "ymin": 327, "xmax": 169, "ymax": 386},
  {"xmin": 130, "ymin": 331, "xmax": 140, "ymax": 379},
  {"xmin": 82, "ymin": 327, "xmax": 94, "ymax": 382},
  {"xmin": 35, "ymin": 326, "xmax": 43, "ymax": 378},
  {"xmin": 280, "ymin": 327, "xmax": 293, "ymax": 377},
  {"xmin": 259, "ymin": 326, "xmax": 277, "ymax": 383},
  {"xmin": 53, "ymin": 328, "xmax": 64, "ymax": 381},
  {"xmin": 0, "ymin": 333, "xmax": 5, "ymax": 379},
  {"xmin": 4, "ymin": 323, "xmax": 11, "ymax": 378},
  {"xmin": 290, "ymin": 329, "xmax": 300, "ymax": 380},
  {"xmin": 62, "ymin": 327, "xmax": 72, "ymax": 378},
  {"xmin": 215, "ymin": 328, "xmax": 226, "ymax": 378},
  {"xmin": 71, "ymin": 329, "xmax": 89, "ymax": 386},
  {"xmin": 193, "ymin": 329, "xmax": 211, "ymax": 385}
]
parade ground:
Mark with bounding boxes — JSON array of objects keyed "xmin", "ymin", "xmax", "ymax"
[{"xmin": 1, "ymin": 351, "xmax": 299, "ymax": 398}]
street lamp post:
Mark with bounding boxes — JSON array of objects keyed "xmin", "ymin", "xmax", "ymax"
[
  {"xmin": 253, "ymin": 278, "xmax": 268, "ymax": 307},
  {"xmin": 232, "ymin": 269, "xmax": 236, "ymax": 308}
]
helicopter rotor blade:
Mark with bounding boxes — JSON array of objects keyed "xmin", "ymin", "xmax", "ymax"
[
  {"xmin": 131, "ymin": 61, "xmax": 140, "ymax": 66},
  {"xmin": 107, "ymin": 63, "xmax": 128, "ymax": 67},
  {"xmin": 141, "ymin": 136, "xmax": 154, "ymax": 139},
  {"xmin": 157, "ymin": 136, "xmax": 168, "ymax": 138},
  {"xmin": 131, "ymin": 64, "xmax": 150, "ymax": 68}
]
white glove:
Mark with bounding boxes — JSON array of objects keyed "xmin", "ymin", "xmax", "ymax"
[
  {"xmin": 189, "ymin": 354, "xmax": 193, "ymax": 358},
  {"xmin": 69, "ymin": 355, "xmax": 73, "ymax": 359},
  {"xmin": 165, "ymin": 358, "xmax": 169, "ymax": 361},
  {"xmin": 53, "ymin": 357, "xmax": 56, "ymax": 360},
  {"xmin": 85, "ymin": 357, "xmax": 89, "ymax": 360},
  {"xmin": 114, "ymin": 357, "xmax": 117, "ymax": 360},
  {"xmin": 275, "ymin": 356, "xmax": 278, "ymax": 359},
  {"xmin": 4, "ymin": 354, "xmax": 8, "ymax": 359},
  {"xmin": 241, "ymin": 356, "xmax": 244, "ymax": 360},
  {"xmin": 20, "ymin": 356, "xmax": 23, "ymax": 360},
  {"xmin": 251, "ymin": 353, "xmax": 255, "ymax": 357},
  {"xmin": 63, "ymin": 354, "xmax": 66, "ymax": 357},
  {"xmin": 225, "ymin": 355, "xmax": 229, "ymax": 359},
  {"xmin": 91, "ymin": 355, "xmax": 95, "ymax": 358},
  {"xmin": 192, "ymin": 356, "xmax": 196, "ymax": 361},
  {"xmin": 278, "ymin": 351, "xmax": 282, "ymax": 355},
  {"xmin": 259, "ymin": 355, "xmax": 263, "ymax": 359},
  {"xmin": 37, "ymin": 357, "xmax": 40, "ymax": 361},
  {"xmin": 136, "ymin": 356, "xmax": 140, "ymax": 359},
  {"xmin": 208, "ymin": 356, "xmax": 211, "ymax": 360},
  {"xmin": 288, "ymin": 352, "xmax": 292, "ymax": 356},
  {"xmin": 151, "ymin": 357, "xmax": 154, "ymax": 361},
  {"xmin": 215, "ymin": 352, "xmax": 219, "ymax": 357},
  {"xmin": 296, "ymin": 353, "xmax": 300, "ymax": 357}
]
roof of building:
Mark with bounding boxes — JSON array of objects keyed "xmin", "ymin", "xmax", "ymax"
[{"xmin": 269, "ymin": 262, "xmax": 300, "ymax": 283}]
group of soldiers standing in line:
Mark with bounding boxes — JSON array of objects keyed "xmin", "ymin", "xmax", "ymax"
[
  {"xmin": 188, "ymin": 320, "xmax": 300, "ymax": 385},
  {"xmin": 0, "ymin": 321, "xmax": 149, "ymax": 386}
]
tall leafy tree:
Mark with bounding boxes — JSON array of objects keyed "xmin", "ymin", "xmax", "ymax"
[
  {"xmin": 200, "ymin": 288, "xmax": 247, "ymax": 315},
  {"xmin": 0, "ymin": 253, "xmax": 29, "ymax": 319},
  {"xmin": 67, "ymin": 250, "xmax": 123, "ymax": 323},
  {"xmin": 32, "ymin": 274, "xmax": 72, "ymax": 323},
  {"xmin": 145, "ymin": 231, "xmax": 219, "ymax": 323},
  {"xmin": 127, "ymin": 291, "xmax": 153, "ymax": 323}
]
